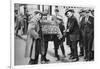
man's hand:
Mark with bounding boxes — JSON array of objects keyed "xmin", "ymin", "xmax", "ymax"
[
  {"xmin": 34, "ymin": 34, "xmax": 40, "ymax": 40},
  {"xmin": 66, "ymin": 29, "xmax": 69, "ymax": 32}
]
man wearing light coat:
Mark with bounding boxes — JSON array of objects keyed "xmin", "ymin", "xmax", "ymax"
[{"xmin": 25, "ymin": 10, "xmax": 42, "ymax": 64}]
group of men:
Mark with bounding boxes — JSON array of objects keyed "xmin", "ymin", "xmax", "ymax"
[
  {"xmin": 15, "ymin": 7, "xmax": 94, "ymax": 64},
  {"xmin": 66, "ymin": 9, "xmax": 94, "ymax": 62},
  {"xmin": 24, "ymin": 9, "xmax": 66, "ymax": 64}
]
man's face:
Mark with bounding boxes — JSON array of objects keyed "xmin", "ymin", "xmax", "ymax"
[
  {"xmin": 55, "ymin": 11, "xmax": 59, "ymax": 15},
  {"xmin": 15, "ymin": 11, "xmax": 18, "ymax": 15},
  {"xmin": 36, "ymin": 13, "xmax": 42, "ymax": 20},
  {"xmin": 67, "ymin": 12, "xmax": 73, "ymax": 17},
  {"xmin": 42, "ymin": 16, "xmax": 47, "ymax": 20},
  {"xmin": 81, "ymin": 12, "xmax": 87, "ymax": 17},
  {"xmin": 91, "ymin": 11, "xmax": 94, "ymax": 16},
  {"xmin": 80, "ymin": 12, "xmax": 85, "ymax": 17},
  {"xmin": 85, "ymin": 13, "xmax": 89, "ymax": 17}
]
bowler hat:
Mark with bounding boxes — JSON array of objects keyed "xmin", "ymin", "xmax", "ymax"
[{"xmin": 65, "ymin": 9, "xmax": 74, "ymax": 15}]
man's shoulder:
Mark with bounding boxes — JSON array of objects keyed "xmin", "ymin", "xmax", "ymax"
[
  {"xmin": 89, "ymin": 16, "xmax": 94, "ymax": 19},
  {"xmin": 70, "ymin": 16, "xmax": 77, "ymax": 22}
]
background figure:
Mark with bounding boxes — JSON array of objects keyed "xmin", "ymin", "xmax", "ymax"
[
  {"xmin": 52, "ymin": 9, "xmax": 64, "ymax": 60},
  {"xmin": 14, "ymin": 10, "xmax": 20, "ymax": 36},
  {"xmin": 15, "ymin": 13, "xmax": 24, "ymax": 36},
  {"xmin": 90, "ymin": 9, "xmax": 94, "ymax": 60},
  {"xmin": 65, "ymin": 9, "xmax": 80, "ymax": 61},
  {"xmin": 83, "ymin": 10, "xmax": 94, "ymax": 61},
  {"xmin": 78, "ymin": 10, "xmax": 86, "ymax": 57}
]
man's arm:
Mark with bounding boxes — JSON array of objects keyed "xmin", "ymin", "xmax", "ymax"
[{"xmin": 69, "ymin": 18, "xmax": 75, "ymax": 33}]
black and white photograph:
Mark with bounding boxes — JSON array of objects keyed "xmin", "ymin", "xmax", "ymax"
[{"xmin": 14, "ymin": 3, "xmax": 94, "ymax": 66}]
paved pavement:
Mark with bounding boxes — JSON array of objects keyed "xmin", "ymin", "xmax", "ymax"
[{"xmin": 14, "ymin": 35, "xmax": 86, "ymax": 66}]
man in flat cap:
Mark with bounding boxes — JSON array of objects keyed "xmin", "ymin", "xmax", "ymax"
[
  {"xmin": 79, "ymin": 9, "xmax": 94, "ymax": 61},
  {"xmin": 65, "ymin": 9, "xmax": 80, "ymax": 61},
  {"xmin": 51, "ymin": 9, "xmax": 65, "ymax": 60},
  {"xmin": 83, "ymin": 9, "xmax": 94, "ymax": 61}
]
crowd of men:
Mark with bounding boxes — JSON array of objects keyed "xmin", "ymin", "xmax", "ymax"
[
  {"xmin": 66, "ymin": 9, "xmax": 94, "ymax": 62},
  {"xmin": 15, "ymin": 7, "xmax": 94, "ymax": 64}
]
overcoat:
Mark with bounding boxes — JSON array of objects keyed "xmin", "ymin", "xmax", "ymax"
[
  {"xmin": 25, "ymin": 16, "xmax": 40, "ymax": 59},
  {"xmin": 67, "ymin": 15, "xmax": 80, "ymax": 41}
]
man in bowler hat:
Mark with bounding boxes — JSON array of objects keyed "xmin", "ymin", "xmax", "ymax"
[{"xmin": 65, "ymin": 9, "xmax": 80, "ymax": 61}]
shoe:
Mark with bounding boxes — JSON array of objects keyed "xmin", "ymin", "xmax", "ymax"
[
  {"xmin": 55, "ymin": 55, "xmax": 60, "ymax": 61},
  {"xmin": 41, "ymin": 58, "xmax": 50, "ymax": 64},
  {"xmin": 29, "ymin": 60, "xmax": 33, "ymax": 65},
  {"xmin": 85, "ymin": 59, "xmax": 89, "ymax": 61},
  {"xmin": 44, "ymin": 58, "xmax": 50, "ymax": 62},
  {"xmin": 29, "ymin": 59, "xmax": 37, "ymax": 65},
  {"xmin": 69, "ymin": 56, "xmax": 75, "ymax": 59},
  {"xmin": 41, "ymin": 61, "xmax": 46, "ymax": 64},
  {"xmin": 68, "ymin": 53, "xmax": 72, "ymax": 56},
  {"xmin": 57, "ymin": 56, "xmax": 60, "ymax": 61},
  {"xmin": 73, "ymin": 58, "xmax": 79, "ymax": 62},
  {"xmin": 63, "ymin": 55, "xmax": 66, "ymax": 58},
  {"xmin": 79, "ymin": 54, "xmax": 84, "ymax": 57},
  {"xmin": 84, "ymin": 56, "xmax": 87, "ymax": 60}
]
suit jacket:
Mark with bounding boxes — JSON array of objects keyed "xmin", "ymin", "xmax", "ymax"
[
  {"xmin": 85, "ymin": 16, "xmax": 94, "ymax": 32},
  {"xmin": 67, "ymin": 15, "xmax": 80, "ymax": 41},
  {"xmin": 80, "ymin": 16, "xmax": 94, "ymax": 38}
]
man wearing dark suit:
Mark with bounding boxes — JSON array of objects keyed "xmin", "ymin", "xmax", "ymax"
[
  {"xmin": 65, "ymin": 9, "xmax": 80, "ymax": 61},
  {"xmin": 82, "ymin": 10, "xmax": 94, "ymax": 61},
  {"xmin": 78, "ymin": 10, "xmax": 86, "ymax": 57}
]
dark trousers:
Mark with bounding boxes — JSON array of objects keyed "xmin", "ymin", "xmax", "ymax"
[
  {"xmin": 54, "ymin": 40, "xmax": 59, "ymax": 58},
  {"xmin": 66, "ymin": 35, "xmax": 73, "ymax": 56},
  {"xmin": 84, "ymin": 32, "xmax": 94, "ymax": 60},
  {"xmin": 79, "ymin": 39, "xmax": 84, "ymax": 56},
  {"xmin": 60, "ymin": 42, "xmax": 65, "ymax": 56},
  {"xmin": 32, "ymin": 39, "xmax": 40, "ymax": 64},
  {"xmin": 52, "ymin": 35, "xmax": 59, "ymax": 58},
  {"xmin": 79, "ymin": 31, "xmax": 84, "ymax": 56},
  {"xmin": 71, "ymin": 41, "xmax": 78, "ymax": 58},
  {"xmin": 69, "ymin": 44, "xmax": 73, "ymax": 56},
  {"xmin": 41, "ymin": 40, "xmax": 48, "ymax": 61},
  {"xmin": 60, "ymin": 36, "xmax": 65, "ymax": 56}
]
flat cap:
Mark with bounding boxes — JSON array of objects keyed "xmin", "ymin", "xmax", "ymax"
[
  {"xmin": 34, "ymin": 10, "xmax": 43, "ymax": 15},
  {"xmin": 79, "ymin": 9, "xmax": 87, "ymax": 13}
]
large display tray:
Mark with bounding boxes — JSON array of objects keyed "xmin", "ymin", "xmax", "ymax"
[
  {"xmin": 42, "ymin": 25, "xmax": 60, "ymax": 34},
  {"xmin": 40, "ymin": 20, "xmax": 61, "ymax": 34}
]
